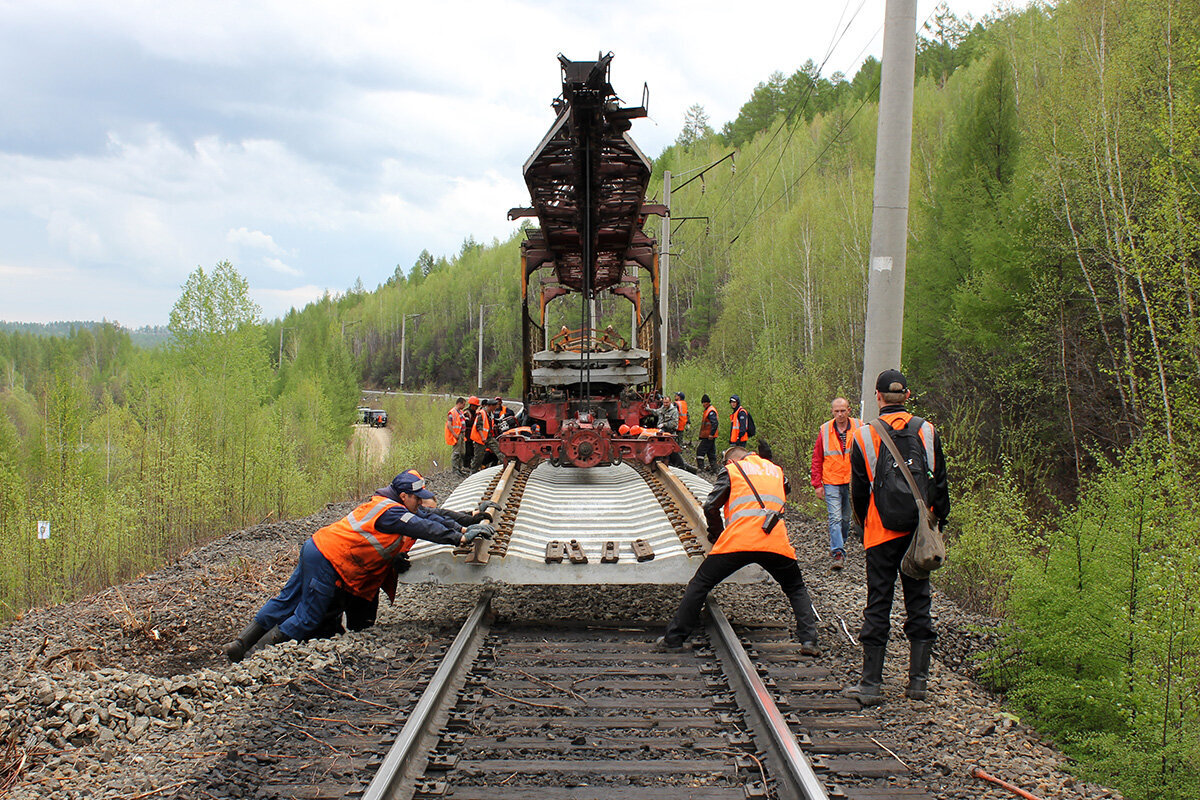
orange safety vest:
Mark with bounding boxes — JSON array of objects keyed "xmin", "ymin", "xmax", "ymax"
[
  {"xmin": 312, "ymin": 496, "xmax": 415, "ymax": 599},
  {"xmin": 851, "ymin": 411, "xmax": 937, "ymax": 550},
  {"xmin": 710, "ymin": 454, "xmax": 795, "ymax": 558},
  {"xmin": 445, "ymin": 407, "xmax": 465, "ymax": 445},
  {"xmin": 470, "ymin": 407, "xmax": 493, "ymax": 444},
  {"xmin": 699, "ymin": 406, "xmax": 718, "ymax": 439},
  {"xmin": 677, "ymin": 400, "xmax": 688, "ymax": 431},
  {"xmin": 729, "ymin": 408, "xmax": 748, "ymax": 443},
  {"xmin": 819, "ymin": 417, "xmax": 861, "ymax": 485}
]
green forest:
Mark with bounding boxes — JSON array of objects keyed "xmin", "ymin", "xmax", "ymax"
[{"xmin": 2, "ymin": 0, "xmax": 1198, "ymax": 796}]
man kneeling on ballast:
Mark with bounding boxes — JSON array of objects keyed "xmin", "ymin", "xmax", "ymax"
[{"xmin": 223, "ymin": 470, "xmax": 495, "ymax": 662}]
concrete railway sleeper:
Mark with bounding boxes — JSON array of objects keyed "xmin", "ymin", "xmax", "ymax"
[{"xmin": 354, "ymin": 591, "xmax": 933, "ymax": 800}]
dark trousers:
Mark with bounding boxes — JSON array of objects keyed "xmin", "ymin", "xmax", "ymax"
[
  {"xmin": 860, "ymin": 533, "xmax": 935, "ymax": 646},
  {"xmin": 696, "ymin": 438, "xmax": 717, "ymax": 469},
  {"xmin": 313, "ymin": 589, "xmax": 380, "ymax": 639},
  {"xmin": 666, "ymin": 551, "xmax": 818, "ymax": 644}
]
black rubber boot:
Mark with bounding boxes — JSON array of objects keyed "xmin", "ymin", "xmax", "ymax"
[
  {"xmin": 223, "ymin": 621, "xmax": 267, "ymax": 663},
  {"xmin": 904, "ymin": 639, "xmax": 934, "ymax": 700},
  {"xmin": 841, "ymin": 645, "xmax": 886, "ymax": 706}
]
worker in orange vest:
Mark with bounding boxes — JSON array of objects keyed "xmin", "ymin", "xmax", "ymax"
[
  {"xmin": 445, "ymin": 397, "xmax": 467, "ymax": 475},
  {"xmin": 674, "ymin": 391, "xmax": 688, "ymax": 441},
  {"xmin": 223, "ymin": 471, "xmax": 494, "ymax": 662},
  {"xmin": 842, "ymin": 370, "xmax": 949, "ymax": 705},
  {"xmin": 729, "ymin": 395, "xmax": 750, "ymax": 444},
  {"xmin": 657, "ymin": 446, "xmax": 819, "ymax": 655},
  {"xmin": 462, "ymin": 396, "xmax": 480, "ymax": 469},
  {"xmin": 695, "ymin": 395, "xmax": 720, "ymax": 472},
  {"xmin": 810, "ymin": 397, "xmax": 861, "ymax": 571},
  {"xmin": 470, "ymin": 398, "xmax": 502, "ymax": 472}
]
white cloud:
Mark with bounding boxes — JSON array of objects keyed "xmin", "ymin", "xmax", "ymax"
[
  {"xmin": 227, "ymin": 227, "xmax": 286, "ymax": 255},
  {"xmin": 252, "ymin": 284, "xmax": 328, "ymax": 320},
  {"xmin": 0, "ymin": 0, "xmax": 1011, "ymax": 325},
  {"xmin": 262, "ymin": 256, "xmax": 301, "ymax": 277}
]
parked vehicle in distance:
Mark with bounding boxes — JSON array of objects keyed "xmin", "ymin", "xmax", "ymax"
[
  {"xmin": 367, "ymin": 409, "xmax": 388, "ymax": 428},
  {"xmin": 357, "ymin": 406, "xmax": 372, "ymax": 424}
]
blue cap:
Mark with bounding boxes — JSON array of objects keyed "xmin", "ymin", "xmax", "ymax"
[{"xmin": 391, "ymin": 470, "xmax": 434, "ymax": 500}]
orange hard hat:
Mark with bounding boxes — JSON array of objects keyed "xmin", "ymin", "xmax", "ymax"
[
  {"xmin": 618, "ymin": 424, "xmax": 630, "ymax": 435},
  {"xmin": 468, "ymin": 395, "xmax": 479, "ymax": 405},
  {"xmin": 630, "ymin": 425, "xmax": 643, "ymax": 436}
]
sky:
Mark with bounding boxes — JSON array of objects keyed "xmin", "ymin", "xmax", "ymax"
[{"xmin": 0, "ymin": 0, "xmax": 1011, "ymax": 327}]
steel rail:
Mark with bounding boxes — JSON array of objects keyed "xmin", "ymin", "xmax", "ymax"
[
  {"xmin": 361, "ymin": 590, "xmax": 494, "ymax": 800},
  {"xmin": 706, "ymin": 599, "xmax": 829, "ymax": 800}
]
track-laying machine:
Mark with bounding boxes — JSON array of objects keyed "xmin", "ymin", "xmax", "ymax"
[
  {"xmin": 402, "ymin": 55, "xmax": 758, "ymax": 586},
  {"xmin": 497, "ymin": 53, "xmax": 680, "ymax": 470}
]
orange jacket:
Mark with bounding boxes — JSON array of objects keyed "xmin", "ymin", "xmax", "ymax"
[
  {"xmin": 470, "ymin": 406, "xmax": 493, "ymax": 444},
  {"xmin": 312, "ymin": 497, "xmax": 415, "ymax": 600},
  {"xmin": 850, "ymin": 411, "xmax": 937, "ymax": 549},
  {"xmin": 698, "ymin": 405, "xmax": 718, "ymax": 439},
  {"xmin": 710, "ymin": 454, "xmax": 795, "ymax": 559},
  {"xmin": 677, "ymin": 400, "xmax": 688, "ymax": 431},
  {"xmin": 444, "ymin": 406, "xmax": 465, "ymax": 445},
  {"xmin": 816, "ymin": 417, "xmax": 860, "ymax": 485}
]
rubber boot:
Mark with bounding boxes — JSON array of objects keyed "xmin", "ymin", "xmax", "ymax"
[
  {"xmin": 223, "ymin": 621, "xmax": 268, "ymax": 663},
  {"xmin": 904, "ymin": 639, "xmax": 934, "ymax": 700},
  {"xmin": 841, "ymin": 645, "xmax": 886, "ymax": 706},
  {"xmin": 254, "ymin": 626, "xmax": 292, "ymax": 653}
]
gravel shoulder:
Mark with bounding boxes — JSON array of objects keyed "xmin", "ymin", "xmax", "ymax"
[{"xmin": 0, "ymin": 469, "xmax": 1121, "ymax": 799}]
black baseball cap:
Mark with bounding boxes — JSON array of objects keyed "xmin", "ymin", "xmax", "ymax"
[{"xmin": 875, "ymin": 369, "xmax": 908, "ymax": 393}]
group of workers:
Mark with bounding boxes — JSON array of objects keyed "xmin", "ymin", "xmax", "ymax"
[
  {"xmin": 442, "ymin": 390, "xmax": 756, "ymax": 477},
  {"xmin": 228, "ymin": 369, "xmax": 948, "ymax": 708},
  {"xmin": 658, "ymin": 369, "xmax": 949, "ymax": 707},
  {"xmin": 444, "ymin": 395, "xmax": 517, "ymax": 475}
]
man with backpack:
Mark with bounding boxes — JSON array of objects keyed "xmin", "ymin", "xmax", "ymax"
[{"xmin": 843, "ymin": 370, "xmax": 949, "ymax": 706}]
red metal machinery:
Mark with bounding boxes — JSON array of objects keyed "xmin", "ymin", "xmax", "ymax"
[{"xmin": 498, "ymin": 54, "xmax": 678, "ymax": 468}]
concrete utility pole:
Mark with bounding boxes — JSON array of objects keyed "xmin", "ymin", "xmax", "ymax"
[
  {"xmin": 477, "ymin": 304, "xmax": 499, "ymax": 390},
  {"xmin": 660, "ymin": 169, "xmax": 671, "ymax": 388},
  {"xmin": 400, "ymin": 313, "xmax": 423, "ymax": 386},
  {"xmin": 859, "ymin": 0, "xmax": 918, "ymax": 420}
]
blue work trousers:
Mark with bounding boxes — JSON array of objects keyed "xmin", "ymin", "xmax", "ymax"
[
  {"xmin": 823, "ymin": 483, "xmax": 852, "ymax": 556},
  {"xmin": 254, "ymin": 538, "xmax": 342, "ymax": 640}
]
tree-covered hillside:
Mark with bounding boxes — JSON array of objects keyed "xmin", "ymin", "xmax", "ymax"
[{"xmin": 2, "ymin": 1, "xmax": 1198, "ymax": 796}]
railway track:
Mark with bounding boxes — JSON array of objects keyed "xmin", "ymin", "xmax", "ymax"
[{"xmin": 353, "ymin": 592, "xmax": 932, "ymax": 800}]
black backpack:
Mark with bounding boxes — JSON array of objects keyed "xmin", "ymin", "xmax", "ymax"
[
  {"xmin": 871, "ymin": 416, "xmax": 931, "ymax": 532},
  {"xmin": 744, "ymin": 410, "xmax": 757, "ymax": 437}
]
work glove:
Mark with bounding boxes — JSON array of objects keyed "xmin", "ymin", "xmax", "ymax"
[
  {"xmin": 707, "ymin": 526, "xmax": 722, "ymax": 544},
  {"xmin": 394, "ymin": 552, "xmax": 411, "ymax": 573},
  {"xmin": 469, "ymin": 511, "xmax": 492, "ymax": 524},
  {"xmin": 461, "ymin": 523, "xmax": 496, "ymax": 545},
  {"xmin": 937, "ymin": 518, "xmax": 947, "ymax": 533},
  {"xmin": 476, "ymin": 500, "xmax": 502, "ymax": 514}
]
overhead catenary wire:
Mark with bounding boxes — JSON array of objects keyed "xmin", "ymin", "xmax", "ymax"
[
  {"xmin": 716, "ymin": 0, "xmax": 950, "ymax": 252},
  {"xmin": 705, "ymin": 0, "xmax": 869, "ymax": 222}
]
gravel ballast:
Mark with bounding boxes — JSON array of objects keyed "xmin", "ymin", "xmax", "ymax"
[{"xmin": 0, "ymin": 469, "xmax": 1121, "ymax": 799}]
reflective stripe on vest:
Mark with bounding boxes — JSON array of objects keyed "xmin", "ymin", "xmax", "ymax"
[
  {"xmin": 445, "ymin": 408, "xmax": 464, "ymax": 445},
  {"xmin": 312, "ymin": 496, "xmax": 415, "ymax": 599},
  {"xmin": 820, "ymin": 417, "xmax": 860, "ymax": 485},
  {"xmin": 710, "ymin": 455, "xmax": 795, "ymax": 559},
  {"xmin": 345, "ymin": 499, "xmax": 410, "ymax": 559},
  {"xmin": 729, "ymin": 409, "xmax": 747, "ymax": 443},
  {"xmin": 471, "ymin": 408, "xmax": 492, "ymax": 444}
]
